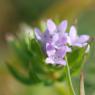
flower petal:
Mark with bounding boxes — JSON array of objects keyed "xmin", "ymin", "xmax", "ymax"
[
  {"xmin": 52, "ymin": 33, "xmax": 59, "ymax": 43},
  {"xmin": 47, "ymin": 19, "xmax": 56, "ymax": 34},
  {"xmin": 69, "ymin": 26, "xmax": 78, "ymax": 44},
  {"xmin": 66, "ymin": 46, "xmax": 72, "ymax": 52},
  {"xmin": 34, "ymin": 28, "xmax": 42, "ymax": 41},
  {"xmin": 55, "ymin": 47, "xmax": 67, "ymax": 58},
  {"xmin": 58, "ymin": 20, "xmax": 68, "ymax": 33},
  {"xmin": 53, "ymin": 35, "xmax": 67, "ymax": 49},
  {"xmin": 78, "ymin": 35, "xmax": 89, "ymax": 44},
  {"xmin": 56, "ymin": 59, "xmax": 66, "ymax": 65},
  {"xmin": 73, "ymin": 43, "xmax": 83, "ymax": 47},
  {"xmin": 74, "ymin": 42, "xmax": 88, "ymax": 47},
  {"xmin": 67, "ymin": 35, "xmax": 72, "ymax": 45},
  {"xmin": 42, "ymin": 29, "xmax": 51, "ymax": 42},
  {"xmin": 46, "ymin": 43, "xmax": 56, "ymax": 56}
]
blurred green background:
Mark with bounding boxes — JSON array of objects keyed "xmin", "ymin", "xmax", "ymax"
[{"xmin": 0, "ymin": 0, "xmax": 95, "ymax": 95}]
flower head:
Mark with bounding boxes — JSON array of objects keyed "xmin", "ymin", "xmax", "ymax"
[
  {"xmin": 34, "ymin": 19, "xmax": 90, "ymax": 66},
  {"xmin": 34, "ymin": 19, "xmax": 69, "ymax": 65}
]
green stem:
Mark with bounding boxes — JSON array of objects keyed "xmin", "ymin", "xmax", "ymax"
[{"xmin": 65, "ymin": 56, "xmax": 76, "ymax": 95}]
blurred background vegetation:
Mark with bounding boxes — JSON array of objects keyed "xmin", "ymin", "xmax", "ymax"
[{"xmin": 0, "ymin": 0, "xmax": 95, "ymax": 95}]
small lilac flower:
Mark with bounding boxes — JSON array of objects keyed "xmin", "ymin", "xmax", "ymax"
[
  {"xmin": 34, "ymin": 19, "xmax": 57, "ymax": 44},
  {"xmin": 45, "ymin": 43, "xmax": 67, "ymax": 65},
  {"xmin": 34, "ymin": 19, "xmax": 68, "ymax": 45},
  {"xmin": 47, "ymin": 19, "xmax": 69, "ymax": 49},
  {"xmin": 67, "ymin": 26, "xmax": 90, "ymax": 47}
]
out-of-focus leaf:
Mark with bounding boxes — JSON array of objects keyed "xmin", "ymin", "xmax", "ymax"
[
  {"xmin": 6, "ymin": 62, "xmax": 34, "ymax": 85},
  {"xmin": 8, "ymin": 38, "xmax": 32, "ymax": 69},
  {"xmin": 7, "ymin": 34, "xmax": 51, "ymax": 85},
  {"xmin": 68, "ymin": 48, "xmax": 86, "ymax": 76}
]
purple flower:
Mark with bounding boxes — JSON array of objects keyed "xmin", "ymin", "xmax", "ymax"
[
  {"xmin": 34, "ymin": 19, "xmax": 90, "ymax": 66},
  {"xmin": 34, "ymin": 19, "xmax": 68, "ymax": 44},
  {"xmin": 34, "ymin": 19, "xmax": 72, "ymax": 65},
  {"xmin": 67, "ymin": 26, "xmax": 90, "ymax": 47},
  {"xmin": 34, "ymin": 19, "xmax": 57, "ymax": 44},
  {"xmin": 45, "ymin": 43, "xmax": 67, "ymax": 65}
]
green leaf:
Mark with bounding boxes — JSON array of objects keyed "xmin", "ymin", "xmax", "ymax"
[
  {"xmin": 7, "ymin": 37, "xmax": 47, "ymax": 84},
  {"xmin": 6, "ymin": 62, "xmax": 35, "ymax": 85},
  {"xmin": 8, "ymin": 40, "xmax": 31, "ymax": 69},
  {"xmin": 29, "ymin": 39, "xmax": 46, "ymax": 73},
  {"xmin": 67, "ymin": 47, "xmax": 86, "ymax": 76}
]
